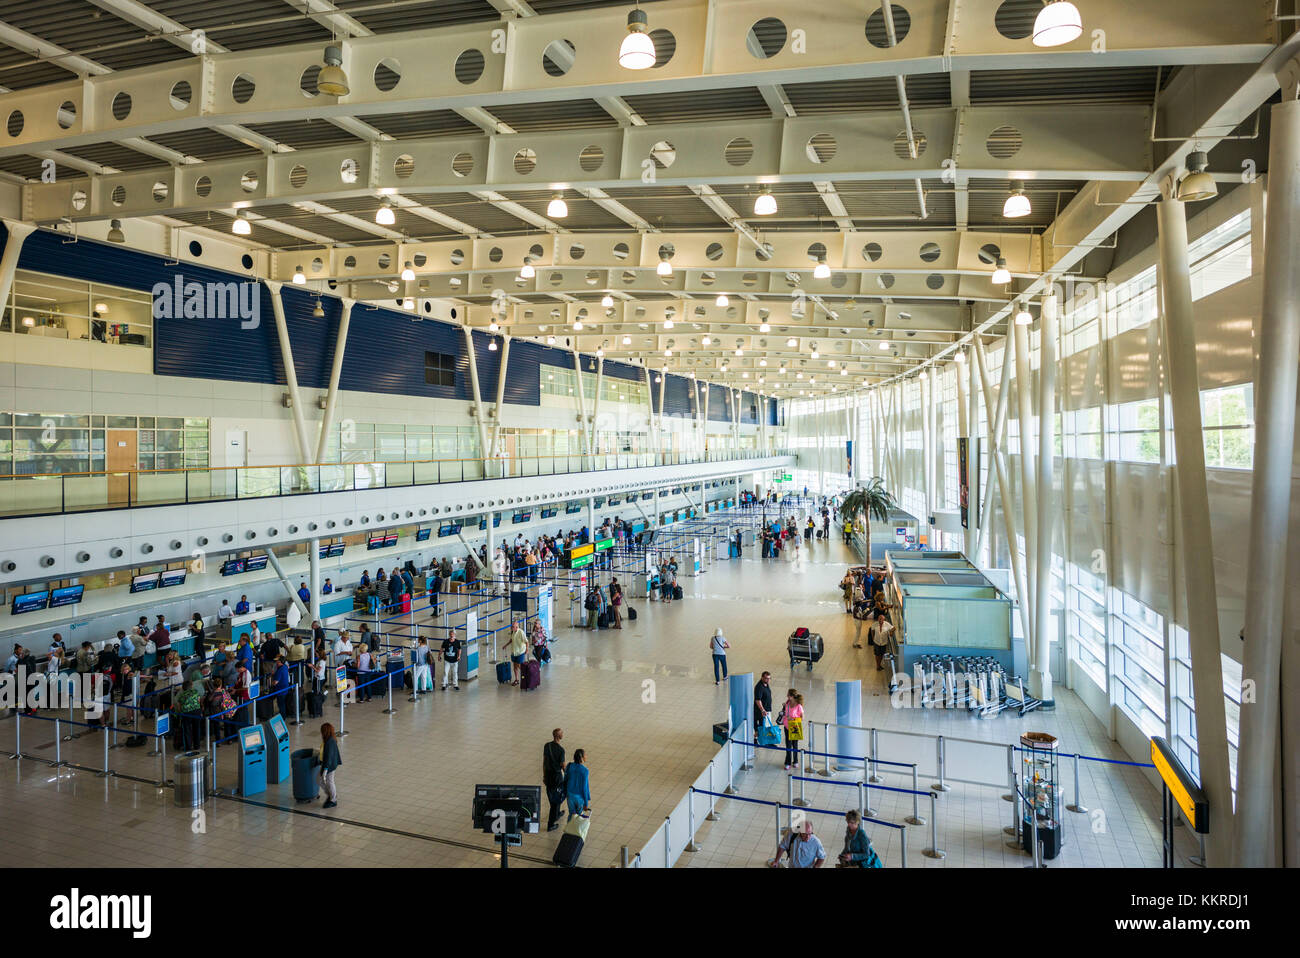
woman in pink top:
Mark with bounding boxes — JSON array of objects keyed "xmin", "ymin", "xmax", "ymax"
[{"xmin": 779, "ymin": 689, "xmax": 805, "ymax": 770}]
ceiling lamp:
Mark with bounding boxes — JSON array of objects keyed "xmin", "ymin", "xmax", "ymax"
[
  {"xmin": 1014, "ymin": 302, "xmax": 1033, "ymax": 325},
  {"xmin": 827, "ymin": 359, "xmax": 836, "ymax": 367},
  {"xmin": 21, "ymin": 315, "xmax": 35, "ymax": 327},
  {"xmin": 919, "ymin": 370, "xmax": 928, "ymax": 381},
  {"xmin": 488, "ymin": 338, "xmax": 497, "ymax": 351},
  {"xmin": 547, "ymin": 335, "xmax": 556, "ymax": 345},
  {"xmin": 1003, "ymin": 183, "xmax": 1031, "ymax": 219},
  {"xmin": 401, "ymin": 260, "xmax": 416, "ymax": 282},
  {"xmin": 318, "ymin": 44, "xmax": 350, "ymax": 96},
  {"xmin": 664, "ymin": 348, "xmax": 672, "ymax": 357},
  {"xmin": 312, "ymin": 299, "xmax": 325, "ymax": 319},
  {"xmin": 779, "ymin": 366, "xmax": 786, "ymax": 374},
  {"xmin": 879, "ymin": 341, "xmax": 890, "ymax": 350},
  {"xmin": 955, "ymin": 350, "xmax": 966, "ymax": 364},
  {"xmin": 716, "ymin": 294, "xmax": 729, "ymax": 307},
  {"xmin": 488, "ymin": 321, "xmax": 500, "ymax": 333},
  {"xmin": 573, "ymin": 319, "xmax": 584, "ymax": 331},
  {"xmin": 547, "ymin": 193, "xmax": 569, "ymax": 218},
  {"xmin": 720, "ymin": 363, "xmax": 729, "ymax": 373},
  {"xmin": 601, "ymin": 293, "xmax": 614, "ymax": 308},
  {"xmin": 231, "ymin": 211, "xmax": 251, "ymax": 236},
  {"xmin": 813, "ymin": 258, "xmax": 831, "ymax": 280},
  {"xmin": 786, "ymin": 337, "xmax": 798, "ymax": 348},
  {"xmin": 701, "ymin": 335, "xmax": 711, "ymax": 346},
  {"xmin": 759, "ymin": 321, "xmax": 770, "ymax": 333},
  {"xmin": 619, "ymin": 6, "xmax": 656, "ymax": 70},
  {"xmin": 622, "ymin": 335, "xmax": 632, "ymax": 345},
  {"xmin": 1177, "ymin": 151, "xmax": 1218, "ymax": 202},
  {"xmin": 734, "ymin": 348, "xmax": 743, "ymax": 357},
  {"xmin": 796, "ymin": 372, "xmax": 804, "ymax": 380},
  {"xmin": 1033, "ymin": 1, "xmax": 1083, "ymax": 47},
  {"xmin": 94, "ymin": 301, "xmax": 109, "ymax": 315},
  {"xmin": 292, "ymin": 265, "xmax": 306, "ymax": 285},
  {"xmin": 810, "ymin": 346, "xmax": 820, "ymax": 359},
  {"xmin": 596, "ymin": 346, "xmax": 605, "ymax": 358},
  {"xmin": 657, "ymin": 257, "xmax": 673, "ymax": 277},
  {"xmin": 375, "ymin": 201, "xmax": 395, "ymax": 226},
  {"xmin": 402, "ymin": 297, "xmax": 415, "ymax": 311},
  {"xmin": 106, "ymin": 219, "xmax": 125, "ymax": 243},
  {"xmin": 840, "ymin": 366, "xmax": 848, "ymax": 375},
  {"xmin": 520, "ymin": 258, "xmax": 535, "ymax": 279},
  {"xmin": 991, "ymin": 256, "xmax": 1011, "ymax": 285},
  {"xmin": 759, "ymin": 358, "xmax": 767, "ymax": 367},
  {"xmin": 754, "ymin": 189, "xmax": 777, "ymax": 216},
  {"xmin": 663, "ymin": 317, "xmax": 674, "ymax": 329}
]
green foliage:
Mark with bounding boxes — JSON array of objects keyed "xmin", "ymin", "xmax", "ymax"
[{"xmin": 839, "ymin": 477, "xmax": 896, "ymax": 525}]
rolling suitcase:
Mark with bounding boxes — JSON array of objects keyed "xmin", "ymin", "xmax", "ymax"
[
  {"xmin": 673, "ymin": 585, "xmax": 683, "ymax": 600},
  {"xmin": 520, "ymin": 659, "xmax": 541, "ymax": 691},
  {"xmin": 627, "ymin": 607, "xmax": 637, "ymax": 621},
  {"xmin": 496, "ymin": 660, "xmax": 513, "ymax": 684},
  {"xmin": 553, "ymin": 832, "xmax": 583, "ymax": 867},
  {"xmin": 597, "ymin": 610, "xmax": 610, "ymax": 629}
]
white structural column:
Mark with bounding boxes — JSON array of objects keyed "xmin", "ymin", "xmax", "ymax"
[
  {"xmin": 974, "ymin": 335, "xmax": 1012, "ymax": 565},
  {"xmin": 1031, "ymin": 292, "xmax": 1059, "ymax": 705},
  {"xmin": 0, "ymin": 220, "xmax": 35, "ymax": 309},
  {"xmin": 1234, "ymin": 97, "xmax": 1300, "ymax": 867},
  {"xmin": 657, "ymin": 373, "xmax": 668, "ymax": 461},
  {"xmin": 461, "ymin": 327, "xmax": 491, "ymax": 471},
  {"xmin": 956, "ymin": 355, "xmax": 973, "ymax": 557},
  {"xmin": 1012, "ymin": 319, "xmax": 1039, "ymax": 647},
  {"xmin": 920, "ymin": 374, "xmax": 932, "ymax": 537},
  {"xmin": 487, "ymin": 335, "xmax": 512, "ymax": 476},
  {"xmin": 572, "ymin": 349, "xmax": 592, "ymax": 468},
  {"xmin": 590, "ymin": 355, "xmax": 604, "ymax": 461},
  {"xmin": 974, "ymin": 334, "xmax": 1033, "ymax": 647},
  {"xmin": 265, "ymin": 548, "xmax": 311, "ymax": 622},
  {"xmin": 314, "ymin": 298, "xmax": 354, "ymax": 463},
  {"xmin": 968, "ymin": 347, "xmax": 982, "ymax": 558},
  {"xmin": 1156, "ymin": 194, "xmax": 1233, "ymax": 868},
  {"xmin": 816, "ymin": 397, "xmax": 826, "ymax": 496},
  {"xmin": 265, "ymin": 281, "xmax": 314, "ymax": 466},
  {"xmin": 643, "ymin": 366, "xmax": 661, "ymax": 459}
]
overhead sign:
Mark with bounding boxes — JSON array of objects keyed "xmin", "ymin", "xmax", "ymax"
[
  {"xmin": 1151, "ymin": 737, "xmax": 1209, "ymax": 833},
  {"xmin": 593, "ymin": 536, "xmax": 613, "ymax": 552},
  {"xmin": 570, "ymin": 553, "xmax": 594, "ymax": 570}
]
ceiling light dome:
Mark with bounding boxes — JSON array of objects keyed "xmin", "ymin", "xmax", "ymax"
[
  {"xmin": 1014, "ymin": 303, "xmax": 1033, "ymax": 326},
  {"xmin": 754, "ymin": 189, "xmax": 777, "ymax": 216},
  {"xmin": 1177, "ymin": 151, "xmax": 1218, "ymax": 203},
  {"xmin": 622, "ymin": 335, "xmax": 631, "ymax": 345},
  {"xmin": 573, "ymin": 319, "xmax": 584, "ymax": 331},
  {"xmin": 759, "ymin": 322, "xmax": 770, "ymax": 333},
  {"xmin": 657, "ymin": 257, "xmax": 673, "ymax": 277},
  {"xmin": 520, "ymin": 258, "xmax": 535, "ymax": 279},
  {"xmin": 402, "ymin": 297, "xmax": 415, "ymax": 311},
  {"xmin": 375, "ymin": 201, "xmax": 395, "ymax": 226},
  {"xmin": 547, "ymin": 193, "xmax": 569, "ymax": 218},
  {"xmin": 401, "ymin": 261, "xmax": 415, "ymax": 282},
  {"xmin": 619, "ymin": 7, "xmax": 656, "ymax": 70},
  {"xmin": 488, "ymin": 338, "xmax": 497, "ymax": 351},
  {"xmin": 715, "ymin": 293, "xmax": 729, "ymax": 307},
  {"xmin": 663, "ymin": 348, "xmax": 672, "ymax": 357},
  {"xmin": 1003, "ymin": 184, "xmax": 1031, "ymax": 219},
  {"xmin": 231, "ymin": 211, "xmax": 251, "ymax": 235},
  {"xmin": 547, "ymin": 335, "xmax": 556, "ymax": 345},
  {"xmin": 786, "ymin": 337, "xmax": 797, "ymax": 348},
  {"xmin": 759, "ymin": 358, "xmax": 767, "ymax": 367},
  {"xmin": 663, "ymin": 318, "xmax": 674, "ymax": 329},
  {"xmin": 601, "ymin": 293, "xmax": 614, "ymax": 308},
  {"xmin": 488, "ymin": 321, "xmax": 500, "ymax": 333},
  {"xmin": 292, "ymin": 265, "xmax": 306, "ymax": 285},
  {"xmin": 1033, "ymin": 1, "xmax": 1083, "ymax": 48},
  {"xmin": 701, "ymin": 335, "xmax": 711, "ymax": 346},
  {"xmin": 318, "ymin": 45, "xmax": 350, "ymax": 96},
  {"xmin": 813, "ymin": 258, "xmax": 831, "ymax": 280},
  {"xmin": 106, "ymin": 219, "xmax": 125, "ymax": 244},
  {"xmin": 312, "ymin": 299, "xmax": 325, "ymax": 319},
  {"xmin": 991, "ymin": 256, "xmax": 1011, "ymax": 285}
]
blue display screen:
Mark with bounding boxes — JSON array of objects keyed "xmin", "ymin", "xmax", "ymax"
[{"xmin": 11, "ymin": 591, "xmax": 49, "ymax": 614}]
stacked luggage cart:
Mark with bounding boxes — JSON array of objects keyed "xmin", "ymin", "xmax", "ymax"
[
  {"xmin": 887, "ymin": 652, "xmax": 1043, "ymax": 717},
  {"xmin": 787, "ymin": 628, "xmax": 824, "ymax": 672}
]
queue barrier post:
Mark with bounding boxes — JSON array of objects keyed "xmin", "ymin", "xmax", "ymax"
[
  {"xmin": 1002, "ymin": 743, "xmax": 1014, "ymax": 802},
  {"xmin": 862, "ymin": 776, "xmax": 878, "ymax": 816},
  {"xmin": 869, "ymin": 728, "xmax": 882, "ymax": 783},
  {"xmin": 932, "ymin": 735, "xmax": 950, "ymax": 792},
  {"xmin": 383, "ymin": 673, "xmax": 396, "ymax": 715},
  {"xmin": 857, "ymin": 781, "xmax": 865, "ymax": 821},
  {"xmin": 706, "ymin": 761, "xmax": 720, "ymax": 821},
  {"xmin": 291, "ymin": 672, "xmax": 303, "ymax": 727},
  {"xmin": 620, "ymin": 846, "xmax": 630, "ymax": 868},
  {"xmin": 900, "ymin": 825, "xmax": 908, "ymax": 869},
  {"xmin": 663, "ymin": 817, "xmax": 672, "ymax": 868},
  {"xmin": 132, "ymin": 675, "xmax": 140, "ymax": 731},
  {"xmin": 158, "ymin": 733, "xmax": 168, "ymax": 788},
  {"xmin": 52, "ymin": 718, "xmax": 61, "ymax": 769},
  {"xmin": 338, "ymin": 683, "xmax": 348, "ymax": 736},
  {"xmin": 773, "ymin": 804, "xmax": 782, "ymax": 858},
  {"xmin": 795, "ymin": 768, "xmax": 810, "ymax": 807},
  {"xmin": 9, "ymin": 711, "xmax": 20, "ymax": 759},
  {"xmin": 109, "ymin": 703, "xmax": 121, "ymax": 749},
  {"xmin": 1006, "ymin": 787, "xmax": 1023, "ymax": 847},
  {"xmin": 1066, "ymin": 752, "xmax": 1088, "ymax": 813},
  {"xmin": 818, "ymin": 722, "xmax": 832, "ymax": 777},
  {"xmin": 904, "ymin": 765, "xmax": 926, "ymax": 826},
  {"xmin": 685, "ymin": 789, "xmax": 701, "ymax": 853},
  {"xmin": 97, "ymin": 725, "xmax": 111, "ymax": 778},
  {"xmin": 922, "ymin": 792, "xmax": 945, "ymax": 859}
]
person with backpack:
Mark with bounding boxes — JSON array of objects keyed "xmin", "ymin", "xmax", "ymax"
[
  {"xmin": 837, "ymin": 810, "xmax": 882, "ymax": 868},
  {"xmin": 584, "ymin": 586, "xmax": 601, "ymax": 627},
  {"xmin": 440, "ymin": 628, "xmax": 462, "ymax": 691},
  {"xmin": 413, "ymin": 636, "xmax": 433, "ymax": 694},
  {"xmin": 608, "ymin": 578, "xmax": 624, "ymax": 629},
  {"xmin": 768, "ymin": 819, "xmax": 826, "ymax": 869}
]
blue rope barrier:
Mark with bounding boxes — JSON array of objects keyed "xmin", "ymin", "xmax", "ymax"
[
  {"xmin": 689, "ymin": 787, "xmax": 903, "ymax": 830},
  {"xmin": 789, "ymin": 774, "xmax": 932, "ymax": 798}
]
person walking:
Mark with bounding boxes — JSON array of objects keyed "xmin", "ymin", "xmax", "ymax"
[
  {"xmin": 543, "ymin": 728, "xmax": 566, "ymax": 832},
  {"xmin": 316, "ymin": 722, "xmax": 342, "ymax": 809},
  {"xmin": 869, "ymin": 612, "xmax": 894, "ymax": 672},
  {"xmin": 778, "ymin": 688, "xmax": 805, "ymax": 770},
  {"xmin": 440, "ymin": 628, "xmax": 462, "ymax": 691},
  {"xmin": 709, "ymin": 627, "xmax": 730, "ymax": 686},
  {"xmin": 837, "ymin": 809, "xmax": 880, "ymax": 868},
  {"xmin": 502, "ymin": 620, "xmax": 527, "ymax": 685},
  {"xmin": 563, "ymin": 749, "xmax": 591, "ymax": 820},
  {"xmin": 413, "ymin": 636, "xmax": 433, "ymax": 693},
  {"xmin": 768, "ymin": 819, "xmax": 826, "ymax": 869}
]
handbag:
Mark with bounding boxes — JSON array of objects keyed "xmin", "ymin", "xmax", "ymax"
[
  {"xmin": 757, "ymin": 716, "xmax": 782, "ymax": 746},
  {"xmin": 786, "ymin": 716, "xmax": 804, "ymax": 741}
]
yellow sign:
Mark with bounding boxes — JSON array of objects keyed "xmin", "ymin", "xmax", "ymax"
[
  {"xmin": 1150, "ymin": 737, "xmax": 1208, "ymax": 833},
  {"xmin": 569, "ymin": 543, "xmax": 594, "ymax": 559}
]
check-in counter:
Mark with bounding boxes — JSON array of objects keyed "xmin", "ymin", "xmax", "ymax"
[
  {"xmin": 318, "ymin": 590, "xmax": 354, "ymax": 624},
  {"xmin": 230, "ymin": 607, "xmax": 278, "ymax": 643}
]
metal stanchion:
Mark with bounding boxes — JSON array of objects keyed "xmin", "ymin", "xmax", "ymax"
[
  {"xmin": 794, "ymin": 770, "xmax": 810, "ymax": 807},
  {"xmin": 1066, "ymin": 752, "xmax": 1088, "ymax": 813},
  {"xmin": 382, "ymin": 675, "xmax": 396, "ymax": 715},
  {"xmin": 52, "ymin": 718, "xmax": 62, "ymax": 768},
  {"xmin": 922, "ymin": 792, "xmax": 945, "ymax": 859},
  {"xmin": 862, "ymin": 776, "xmax": 878, "ymax": 816},
  {"xmin": 905, "ymin": 766, "xmax": 926, "ymax": 825},
  {"xmin": 1026, "ymin": 803, "xmax": 1044, "ymax": 869},
  {"xmin": 98, "ymin": 726, "xmax": 111, "ymax": 778},
  {"xmin": 9, "ymin": 711, "xmax": 20, "ymax": 759},
  {"xmin": 724, "ymin": 737, "xmax": 737, "ymax": 795},
  {"xmin": 857, "ymin": 781, "xmax": 865, "ymax": 820},
  {"xmin": 773, "ymin": 804, "xmax": 782, "ymax": 856},
  {"xmin": 158, "ymin": 734, "xmax": 168, "ymax": 787},
  {"xmin": 706, "ymin": 762, "xmax": 720, "ymax": 821},
  {"xmin": 132, "ymin": 675, "xmax": 140, "ymax": 731},
  {"xmin": 685, "ymin": 789, "xmax": 700, "ymax": 852},
  {"xmin": 1002, "ymin": 744, "xmax": 1014, "ymax": 801},
  {"xmin": 338, "ymin": 686, "xmax": 348, "ymax": 736},
  {"xmin": 819, "ymin": 722, "xmax": 832, "ymax": 776},
  {"xmin": 663, "ymin": 817, "xmax": 672, "ymax": 867},
  {"xmin": 900, "ymin": 825, "xmax": 908, "ymax": 868},
  {"xmin": 620, "ymin": 846, "xmax": 630, "ymax": 868},
  {"xmin": 291, "ymin": 675, "xmax": 303, "ymax": 727},
  {"xmin": 1006, "ymin": 788, "xmax": 1023, "ymax": 846},
  {"xmin": 869, "ymin": 728, "xmax": 882, "ymax": 783},
  {"xmin": 932, "ymin": 735, "xmax": 950, "ymax": 792}
]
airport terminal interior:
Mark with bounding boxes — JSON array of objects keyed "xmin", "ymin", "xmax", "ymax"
[{"xmin": 0, "ymin": 0, "xmax": 1297, "ymax": 880}]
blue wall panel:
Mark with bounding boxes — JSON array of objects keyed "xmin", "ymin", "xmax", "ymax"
[
  {"xmin": 707, "ymin": 383, "xmax": 733, "ymax": 423},
  {"xmin": 661, "ymin": 373, "xmax": 692, "ymax": 418},
  {"xmin": 338, "ymin": 305, "xmax": 470, "ymax": 400}
]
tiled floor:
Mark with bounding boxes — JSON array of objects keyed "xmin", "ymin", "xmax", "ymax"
[{"xmin": 0, "ymin": 517, "xmax": 1196, "ymax": 868}]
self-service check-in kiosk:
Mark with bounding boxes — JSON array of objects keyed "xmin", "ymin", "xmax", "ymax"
[
  {"xmin": 237, "ymin": 725, "xmax": 267, "ymax": 796},
  {"xmin": 261, "ymin": 714, "xmax": 290, "ymax": 784}
]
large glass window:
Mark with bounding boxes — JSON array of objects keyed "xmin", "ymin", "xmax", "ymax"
[
  {"xmin": 1202, "ymin": 383, "xmax": 1254, "ymax": 470},
  {"xmin": 3, "ymin": 270, "xmax": 153, "ymax": 347}
]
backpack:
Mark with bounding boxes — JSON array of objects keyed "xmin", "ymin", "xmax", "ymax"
[
  {"xmin": 864, "ymin": 846, "xmax": 883, "ymax": 868},
  {"xmin": 585, "ymin": 593, "xmax": 599, "ymax": 611}
]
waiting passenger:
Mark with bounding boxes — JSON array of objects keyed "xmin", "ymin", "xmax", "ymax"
[
  {"xmin": 316, "ymin": 722, "xmax": 342, "ymax": 809},
  {"xmin": 287, "ymin": 636, "xmax": 308, "ymax": 664},
  {"xmin": 768, "ymin": 820, "xmax": 826, "ymax": 869},
  {"xmin": 837, "ymin": 810, "xmax": 881, "ymax": 868},
  {"xmin": 150, "ymin": 616, "xmax": 171, "ymax": 654},
  {"xmin": 439, "ymin": 629, "xmax": 461, "ymax": 691},
  {"xmin": 354, "ymin": 645, "xmax": 375, "ymax": 702},
  {"xmin": 564, "ymin": 748, "xmax": 591, "ymax": 820}
]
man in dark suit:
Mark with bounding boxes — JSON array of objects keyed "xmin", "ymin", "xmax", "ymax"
[{"xmin": 543, "ymin": 728, "xmax": 566, "ymax": 832}]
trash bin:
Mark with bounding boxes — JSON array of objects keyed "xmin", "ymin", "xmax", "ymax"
[
  {"xmin": 173, "ymin": 751, "xmax": 206, "ymax": 807},
  {"xmin": 291, "ymin": 747, "xmax": 319, "ymax": 803}
]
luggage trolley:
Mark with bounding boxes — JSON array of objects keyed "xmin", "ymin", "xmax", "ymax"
[{"xmin": 787, "ymin": 628, "xmax": 824, "ymax": 672}]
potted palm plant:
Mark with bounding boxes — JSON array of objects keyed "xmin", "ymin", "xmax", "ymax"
[{"xmin": 839, "ymin": 477, "xmax": 896, "ymax": 564}]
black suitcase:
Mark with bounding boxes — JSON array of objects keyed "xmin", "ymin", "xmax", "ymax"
[
  {"xmin": 307, "ymin": 690, "xmax": 325, "ymax": 718},
  {"xmin": 553, "ymin": 833, "xmax": 584, "ymax": 867},
  {"xmin": 597, "ymin": 610, "xmax": 609, "ymax": 629},
  {"xmin": 673, "ymin": 585, "xmax": 683, "ymax": 600},
  {"xmin": 627, "ymin": 606, "xmax": 637, "ymax": 621}
]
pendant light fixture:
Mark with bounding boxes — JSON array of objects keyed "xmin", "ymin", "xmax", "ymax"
[
  {"xmin": 375, "ymin": 200, "xmax": 395, "ymax": 226},
  {"xmin": 759, "ymin": 358, "xmax": 767, "ymax": 367},
  {"xmin": 1014, "ymin": 301, "xmax": 1033, "ymax": 325},
  {"xmin": 622, "ymin": 335, "xmax": 632, "ymax": 345},
  {"xmin": 94, "ymin": 301, "xmax": 109, "ymax": 315},
  {"xmin": 1032, "ymin": 1, "xmax": 1083, "ymax": 47},
  {"xmin": 401, "ymin": 260, "xmax": 415, "ymax": 282},
  {"xmin": 573, "ymin": 318, "xmax": 584, "ymax": 331},
  {"xmin": 317, "ymin": 45, "xmax": 350, "ymax": 96},
  {"xmin": 619, "ymin": 6, "xmax": 656, "ymax": 70},
  {"xmin": 402, "ymin": 297, "xmax": 415, "ymax": 311},
  {"xmin": 546, "ymin": 192, "xmax": 569, "ymax": 218},
  {"xmin": 754, "ymin": 189, "xmax": 777, "ymax": 216},
  {"xmin": 715, "ymin": 293, "xmax": 729, "ymax": 307},
  {"xmin": 759, "ymin": 321, "xmax": 770, "ymax": 333},
  {"xmin": 231, "ymin": 211, "xmax": 251, "ymax": 235},
  {"xmin": 786, "ymin": 337, "xmax": 798, "ymax": 348},
  {"xmin": 312, "ymin": 298, "xmax": 325, "ymax": 318},
  {"xmin": 292, "ymin": 265, "xmax": 306, "ymax": 285},
  {"xmin": 488, "ymin": 321, "xmax": 500, "ymax": 333},
  {"xmin": 1003, "ymin": 182, "xmax": 1031, "ymax": 219},
  {"xmin": 701, "ymin": 335, "xmax": 711, "ymax": 346},
  {"xmin": 488, "ymin": 338, "xmax": 497, "ymax": 351},
  {"xmin": 991, "ymin": 256, "xmax": 1011, "ymax": 285},
  {"xmin": 601, "ymin": 293, "xmax": 614, "ymax": 308},
  {"xmin": 106, "ymin": 219, "xmax": 125, "ymax": 243},
  {"xmin": 520, "ymin": 257, "xmax": 536, "ymax": 279},
  {"xmin": 663, "ymin": 317, "xmax": 674, "ymax": 329},
  {"xmin": 547, "ymin": 335, "xmax": 556, "ymax": 345},
  {"xmin": 1177, "ymin": 151, "xmax": 1218, "ymax": 202},
  {"xmin": 657, "ymin": 256, "xmax": 673, "ymax": 276},
  {"xmin": 813, "ymin": 257, "xmax": 831, "ymax": 279}
]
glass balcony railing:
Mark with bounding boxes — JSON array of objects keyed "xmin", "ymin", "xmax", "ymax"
[{"xmin": 0, "ymin": 449, "xmax": 793, "ymax": 518}]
